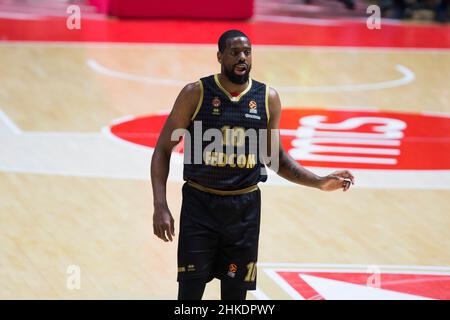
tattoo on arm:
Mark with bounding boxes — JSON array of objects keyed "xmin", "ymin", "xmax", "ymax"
[
  {"xmin": 278, "ymin": 148, "xmax": 321, "ymax": 188},
  {"xmin": 279, "ymin": 149, "xmax": 304, "ymax": 179}
]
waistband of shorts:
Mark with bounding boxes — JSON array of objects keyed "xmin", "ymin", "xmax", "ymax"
[{"xmin": 186, "ymin": 180, "xmax": 259, "ymax": 196}]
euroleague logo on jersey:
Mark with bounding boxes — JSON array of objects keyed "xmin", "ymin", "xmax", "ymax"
[
  {"xmin": 109, "ymin": 108, "xmax": 450, "ymax": 170},
  {"xmin": 249, "ymin": 100, "xmax": 258, "ymax": 115}
]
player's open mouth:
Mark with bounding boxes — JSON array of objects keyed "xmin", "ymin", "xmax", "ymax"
[{"xmin": 234, "ymin": 64, "xmax": 248, "ymax": 75}]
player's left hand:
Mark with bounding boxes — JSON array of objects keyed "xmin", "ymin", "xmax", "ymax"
[{"xmin": 319, "ymin": 170, "xmax": 355, "ymax": 192}]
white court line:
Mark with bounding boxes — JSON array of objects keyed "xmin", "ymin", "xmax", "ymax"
[
  {"xmin": 422, "ymin": 111, "xmax": 450, "ymax": 118},
  {"xmin": 1, "ymin": 108, "xmax": 450, "ymax": 189},
  {"xmin": 326, "ymin": 106, "xmax": 379, "ymax": 112},
  {"xmin": 258, "ymin": 263, "xmax": 450, "ymax": 274},
  {"xmin": 260, "ymin": 263, "xmax": 450, "ymax": 299},
  {"xmin": 253, "ymin": 14, "xmax": 343, "ymax": 26},
  {"xmin": 87, "ymin": 59, "xmax": 185, "ymax": 86},
  {"xmin": 299, "ymin": 274, "xmax": 430, "ymax": 300},
  {"xmin": 277, "ymin": 65, "xmax": 415, "ymax": 93},
  {"xmin": 0, "ymin": 109, "xmax": 21, "ymax": 134},
  {"xmin": 0, "ymin": 12, "xmax": 45, "ymax": 20},
  {"xmin": 250, "ymin": 287, "xmax": 270, "ymax": 300},
  {"xmin": 87, "ymin": 58, "xmax": 415, "ymax": 93},
  {"xmin": 263, "ymin": 269, "xmax": 305, "ymax": 300},
  {"xmin": 1, "ymin": 41, "xmax": 449, "ymax": 53},
  {"xmin": 253, "ymin": 14, "xmax": 403, "ymax": 27},
  {"xmin": 262, "ymin": 268, "xmax": 450, "ymax": 276},
  {"xmin": 110, "ymin": 114, "xmax": 136, "ymax": 125}
]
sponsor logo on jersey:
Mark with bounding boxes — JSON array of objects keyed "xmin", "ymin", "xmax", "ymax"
[
  {"xmin": 212, "ymin": 97, "xmax": 221, "ymax": 116},
  {"xmin": 187, "ymin": 264, "xmax": 196, "ymax": 272},
  {"xmin": 212, "ymin": 97, "xmax": 221, "ymax": 107}
]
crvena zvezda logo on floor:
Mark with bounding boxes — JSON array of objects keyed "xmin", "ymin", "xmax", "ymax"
[{"xmin": 110, "ymin": 108, "xmax": 450, "ymax": 170}]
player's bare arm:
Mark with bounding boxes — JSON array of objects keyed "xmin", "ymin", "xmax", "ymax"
[
  {"xmin": 151, "ymin": 81, "xmax": 201, "ymax": 242},
  {"xmin": 267, "ymin": 87, "xmax": 355, "ymax": 191}
]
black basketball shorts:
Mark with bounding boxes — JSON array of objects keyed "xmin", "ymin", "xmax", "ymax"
[{"xmin": 177, "ymin": 182, "xmax": 261, "ymax": 290}]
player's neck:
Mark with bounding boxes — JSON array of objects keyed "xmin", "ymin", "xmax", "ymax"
[{"xmin": 217, "ymin": 73, "xmax": 249, "ymax": 96}]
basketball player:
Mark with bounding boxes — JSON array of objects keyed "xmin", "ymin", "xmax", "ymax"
[{"xmin": 151, "ymin": 30, "xmax": 355, "ymax": 300}]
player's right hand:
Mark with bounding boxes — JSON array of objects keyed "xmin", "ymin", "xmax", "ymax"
[{"xmin": 153, "ymin": 206, "xmax": 175, "ymax": 242}]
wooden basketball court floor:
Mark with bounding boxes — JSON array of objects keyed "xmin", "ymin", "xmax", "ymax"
[{"xmin": 1, "ymin": 19, "xmax": 450, "ymax": 300}]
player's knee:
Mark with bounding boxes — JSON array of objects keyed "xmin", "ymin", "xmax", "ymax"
[{"xmin": 178, "ymin": 279, "xmax": 207, "ymax": 300}]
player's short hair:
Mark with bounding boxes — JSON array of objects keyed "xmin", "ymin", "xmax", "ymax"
[{"xmin": 218, "ymin": 30, "xmax": 249, "ymax": 53}]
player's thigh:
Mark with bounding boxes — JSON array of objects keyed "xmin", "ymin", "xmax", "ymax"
[
  {"xmin": 216, "ymin": 189, "xmax": 261, "ymax": 289},
  {"xmin": 178, "ymin": 183, "xmax": 220, "ymax": 279}
]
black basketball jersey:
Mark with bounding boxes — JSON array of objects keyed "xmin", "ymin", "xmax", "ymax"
[{"xmin": 183, "ymin": 74, "xmax": 269, "ymax": 190}]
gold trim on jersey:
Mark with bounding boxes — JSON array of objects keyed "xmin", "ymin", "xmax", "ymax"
[
  {"xmin": 187, "ymin": 180, "xmax": 259, "ymax": 196},
  {"xmin": 214, "ymin": 74, "xmax": 253, "ymax": 103},
  {"xmin": 190, "ymin": 80, "xmax": 204, "ymax": 121},
  {"xmin": 265, "ymin": 85, "xmax": 270, "ymax": 124}
]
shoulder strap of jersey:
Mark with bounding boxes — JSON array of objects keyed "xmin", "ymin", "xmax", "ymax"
[{"xmin": 190, "ymin": 79, "xmax": 205, "ymax": 121}]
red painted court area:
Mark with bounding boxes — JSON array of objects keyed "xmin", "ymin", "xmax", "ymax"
[
  {"xmin": 1, "ymin": 17, "xmax": 450, "ymax": 48},
  {"xmin": 278, "ymin": 271, "xmax": 450, "ymax": 300},
  {"xmin": 110, "ymin": 109, "xmax": 450, "ymax": 170}
]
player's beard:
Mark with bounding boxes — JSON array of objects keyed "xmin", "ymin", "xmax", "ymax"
[{"xmin": 223, "ymin": 63, "xmax": 251, "ymax": 85}]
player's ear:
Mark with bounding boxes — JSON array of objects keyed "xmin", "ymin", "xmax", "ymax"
[{"xmin": 217, "ymin": 51, "xmax": 221, "ymax": 63}]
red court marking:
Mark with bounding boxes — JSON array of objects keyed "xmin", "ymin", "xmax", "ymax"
[
  {"xmin": 1, "ymin": 17, "xmax": 450, "ymax": 48},
  {"xmin": 277, "ymin": 271, "xmax": 450, "ymax": 300},
  {"xmin": 109, "ymin": 108, "xmax": 450, "ymax": 170}
]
